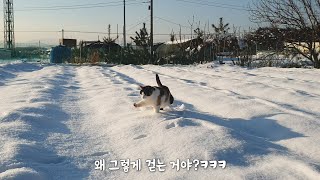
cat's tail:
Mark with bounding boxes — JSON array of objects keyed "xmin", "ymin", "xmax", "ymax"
[
  {"xmin": 156, "ymin": 74, "xmax": 163, "ymax": 87},
  {"xmin": 170, "ymin": 95, "xmax": 174, "ymax": 104}
]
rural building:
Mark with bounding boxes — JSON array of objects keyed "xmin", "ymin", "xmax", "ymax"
[
  {"xmin": 59, "ymin": 39, "xmax": 77, "ymax": 48},
  {"xmin": 285, "ymin": 42, "xmax": 320, "ymax": 54}
]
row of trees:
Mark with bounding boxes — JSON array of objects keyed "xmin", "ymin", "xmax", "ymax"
[
  {"xmin": 73, "ymin": 0, "xmax": 320, "ymax": 68},
  {"xmin": 129, "ymin": 12, "xmax": 320, "ymax": 68},
  {"xmin": 131, "ymin": 17, "xmax": 245, "ymax": 65},
  {"xmin": 14, "ymin": 47, "xmax": 48, "ymax": 59}
]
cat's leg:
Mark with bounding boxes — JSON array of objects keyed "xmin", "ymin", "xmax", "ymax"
[
  {"xmin": 154, "ymin": 105, "xmax": 160, "ymax": 113},
  {"xmin": 134, "ymin": 100, "xmax": 146, "ymax": 108}
]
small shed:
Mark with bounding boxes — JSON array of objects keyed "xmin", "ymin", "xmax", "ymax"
[{"xmin": 50, "ymin": 45, "xmax": 72, "ymax": 63}]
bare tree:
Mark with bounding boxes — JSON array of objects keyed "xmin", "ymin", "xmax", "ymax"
[{"xmin": 250, "ymin": 0, "xmax": 320, "ymax": 68}]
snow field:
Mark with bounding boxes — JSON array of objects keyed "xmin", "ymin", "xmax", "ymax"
[{"xmin": 0, "ymin": 63, "xmax": 319, "ymax": 179}]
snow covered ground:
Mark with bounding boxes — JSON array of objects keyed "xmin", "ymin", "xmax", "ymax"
[{"xmin": 0, "ymin": 62, "xmax": 319, "ymax": 180}]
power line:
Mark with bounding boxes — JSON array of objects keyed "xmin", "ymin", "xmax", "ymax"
[
  {"xmin": 127, "ymin": 16, "xmax": 150, "ymax": 31},
  {"xmin": 195, "ymin": 0, "xmax": 248, "ymax": 9},
  {"xmin": 175, "ymin": 0, "xmax": 249, "ymax": 11},
  {"xmin": 7, "ymin": 0, "xmax": 252, "ymax": 43},
  {"xmin": 13, "ymin": 30, "xmax": 60, "ymax": 33},
  {"xmin": 9, "ymin": 29, "xmax": 196, "ymax": 36},
  {"xmin": 154, "ymin": 16, "xmax": 189, "ymax": 28},
  {"xmin": 21, "ymin": 0, "xmax": 141, "ymax": 9},
  {"xmin": 127, "ymin": 16, "xmax": 189, "ymax": 33},
  {"xmin": 14, "ymin": 3, "xmax": 141, "ymax": 11},
  {"xmin": 6, "ymin": 0, "xmax": 147, "ymax": 12}
]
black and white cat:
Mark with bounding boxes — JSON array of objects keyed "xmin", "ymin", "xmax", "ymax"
[{"xmin": 134, "ymin": 74, "xmax": 174, "ymax": 113}]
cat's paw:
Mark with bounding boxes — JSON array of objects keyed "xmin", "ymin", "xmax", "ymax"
[{"xmin": 133, "ymin": 103, "xmax": 138, "ymax": 107}]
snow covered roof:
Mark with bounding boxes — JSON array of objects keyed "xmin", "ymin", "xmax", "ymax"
[{"xmin": 165, "ymin": 39, "xmax": 192, "ymax": 45}]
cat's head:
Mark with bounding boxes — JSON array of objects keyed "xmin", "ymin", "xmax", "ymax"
[{"xmin": 139, "ymin": 85, "xmax": 155, "ymax": 99}]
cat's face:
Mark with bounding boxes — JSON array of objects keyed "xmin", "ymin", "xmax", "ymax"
[{"xmin": 140, "ymin": 86, "xmax": 155, "ymax": 99}]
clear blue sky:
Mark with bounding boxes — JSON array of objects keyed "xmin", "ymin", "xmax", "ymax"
[{"xmin": 1, "ymin": 0, "xmax": 254, "ymax": 45}]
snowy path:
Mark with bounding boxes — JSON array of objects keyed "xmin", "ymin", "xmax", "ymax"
[
  {"xmin": 0, "ymin": 65, "xmax": 99, "ymax": 179},
  {"xmin": 0, "ymin": 63, "xmax": 319, "ymax": 179}
]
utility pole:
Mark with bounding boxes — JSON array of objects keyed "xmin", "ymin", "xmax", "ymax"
[
  {"xmin": 150, "ymin": 0, "xmax": 154, "ymax": 64},
  {"xmin": 3, "ymin": 0, "xmax": 15, "ymax": 50},
  {"xmin": 123, "ymin": 0, "xmax": 126, "ymax": 47},
  {"xmin": 117, "ymin": 24, "xmax": 119, "ymax": 44},
  {"xmin": 108, "ymin": 24, "xmax": 111, "ymax": 40}
]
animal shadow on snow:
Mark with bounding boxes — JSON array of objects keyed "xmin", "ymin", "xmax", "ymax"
[{"xmin": 165, "ymin": 100, "xmax": 305, "ymax": 167}]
